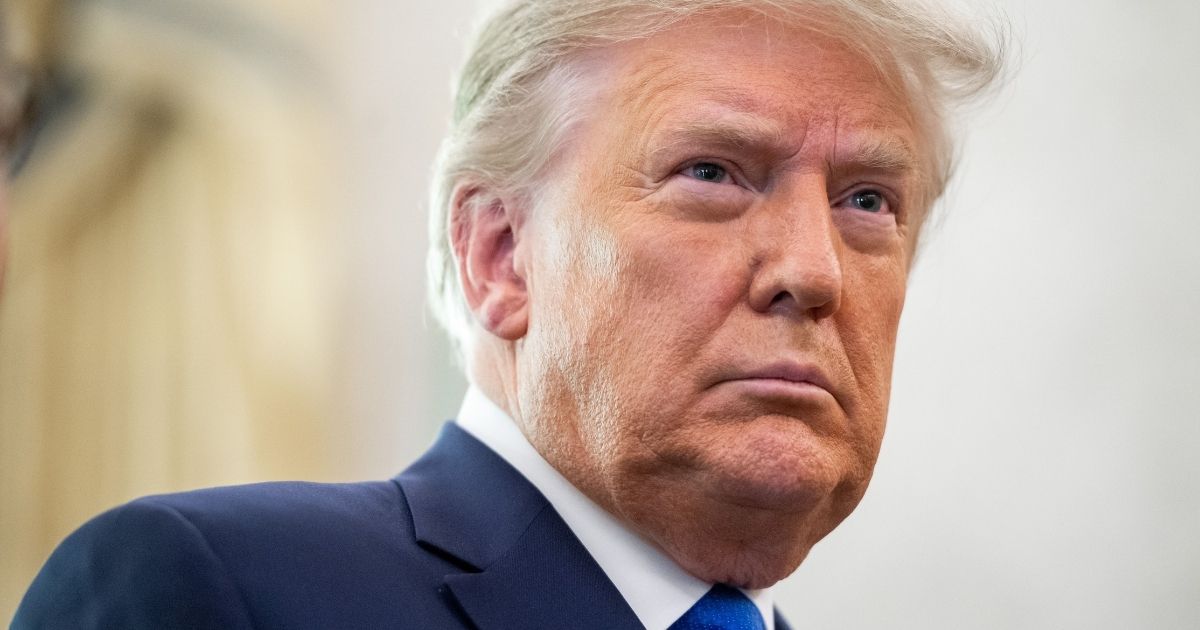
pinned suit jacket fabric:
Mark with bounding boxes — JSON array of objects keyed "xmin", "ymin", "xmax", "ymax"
[{"xmin": 14, "ymin": 423, "xmax": 791, "ymax": 629}]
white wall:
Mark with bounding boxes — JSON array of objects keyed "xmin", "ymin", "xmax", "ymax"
[
  {"xmin": 342, "ymin": 1, "xmax": 1200, "ymax": 627},
  {"xmin": 335, "ymin": 3, "xmax": 474, "ymax": 476}
]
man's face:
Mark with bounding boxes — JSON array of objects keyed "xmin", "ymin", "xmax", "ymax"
[{"xmin": 515, "ymin": 12, "xmax": 925, "ymax": 587}]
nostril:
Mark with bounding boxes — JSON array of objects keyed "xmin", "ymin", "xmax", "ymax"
[{"xmin": 769, "ymin": 290, "xmax": 794, "ymax": 310}]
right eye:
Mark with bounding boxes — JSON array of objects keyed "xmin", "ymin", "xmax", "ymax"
[{"xmin": 681, "ymin": 162, "xmax": 732, "ymax": 184}]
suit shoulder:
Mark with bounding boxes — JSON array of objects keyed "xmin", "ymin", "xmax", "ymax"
[
  {"xmin": 14, "ymin": 494, "xmax": 258, "ymax": 628},
  {"xmin": 125, "ymin": 480, "xmax": 422, "ymax": 588},
  {"xmin": 15, "ymin": 480, "xmax": 422, "ymax": 629},
  {"xmin": 137, "ymin": 479, "xmax": 407, "ymax": 535}
]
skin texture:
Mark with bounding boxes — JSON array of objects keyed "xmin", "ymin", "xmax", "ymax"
[{"xmin": 456, "ymin": 11, "xmax": 928, "ymax": 589}]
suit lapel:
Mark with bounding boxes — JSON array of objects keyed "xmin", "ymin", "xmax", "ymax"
[
  {"xmin": 444, "ymin": 502, "xmax": 643, "ymax": 630},
  {"xmin": 396, "ymin": 423, "xmax": 642, "ymax": 630}
]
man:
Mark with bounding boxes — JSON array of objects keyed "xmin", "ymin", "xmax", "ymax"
[{"xmin": 15, "ymin": 0, "xmax": 1004, "ymax": 627}]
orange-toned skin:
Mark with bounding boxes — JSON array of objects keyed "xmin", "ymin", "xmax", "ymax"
[{"xmin": 460, "ymin": 11, "xmax": 926, "ymax": 589}]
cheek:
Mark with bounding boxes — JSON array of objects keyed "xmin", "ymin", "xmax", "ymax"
[
  {"xmin": 583, "ymin": 218, "xmax": 753, "ymax": 418},
  {"xmin": 839, "ymin": 253, "xmax": 907, "ymax": 440},
  {"xmin": 526, "ymin": 212, "xmax": 620, "ymax": 376},
  {"xmin": 617, "ymin": 215, "xmax": 749, "ymax": 333},
  {"xmin": 528, "ymin": 206, "xmax": 751, "ymax": 438}
]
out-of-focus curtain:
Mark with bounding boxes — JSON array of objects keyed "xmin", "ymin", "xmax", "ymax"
[{"xmin": 0, "ymin": 0, "xmax": 342, "ymax": 618}]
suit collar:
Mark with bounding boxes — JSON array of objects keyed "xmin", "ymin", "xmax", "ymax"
[
  {"xmin": 395, "ymin": 423, "xmax": 643, "ymax": 630},
  {"xmin": 444, "ymin": 502, "xmax": 645, "ymax": 630},
  {"xmin": 396, "ymin": 422, "xmax": 546, "ymax": 570},
  {"xmin": 453, "ymin": 388, "xmax": 785, "ymax": 629}
]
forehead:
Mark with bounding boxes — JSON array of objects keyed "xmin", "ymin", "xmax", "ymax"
[{"xmin": 583, "ymin": 10, "xmax": 925, "ymax": 169}]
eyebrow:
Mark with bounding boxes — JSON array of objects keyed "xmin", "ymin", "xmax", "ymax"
[
  {"xmin": 640, "ymin": 93, "xmax": 924, "ymax": 180},
  {"xmin": 829, "ymin": 134, "xmax": 921, "ymax": 177},
  {"xmin": 647, "ymin": 113, "xmax": 791, "ymax": 159}
]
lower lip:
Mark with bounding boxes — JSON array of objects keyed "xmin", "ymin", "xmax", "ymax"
[{"xmin": 721, "ymin": 378, "xmax": 832, "ymax": 402}]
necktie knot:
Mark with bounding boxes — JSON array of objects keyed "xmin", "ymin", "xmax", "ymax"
[{"xmin": 668, "ymin": 584, "xmax": 766, "ymax": 630}]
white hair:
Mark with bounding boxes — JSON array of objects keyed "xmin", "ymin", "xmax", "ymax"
[{"xmin": 427, "ymin": 0, "xmax": 1008, "ymax": 361}]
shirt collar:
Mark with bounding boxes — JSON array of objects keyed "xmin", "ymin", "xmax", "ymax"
[{"xmin": 455, "ymin": 386, "xmax": 774, "ymax": 630}]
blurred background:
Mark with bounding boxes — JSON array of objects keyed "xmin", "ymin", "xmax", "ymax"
[{"xmin": 0, "ymin": 0, "xmax": 1196, "ymax": 627}]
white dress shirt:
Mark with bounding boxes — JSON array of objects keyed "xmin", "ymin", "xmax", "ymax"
[{"xmin": 455, "ymin": 386, "xmax": 775, "ymax": 630}]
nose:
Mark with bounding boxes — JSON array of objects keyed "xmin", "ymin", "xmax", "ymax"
[{"xmin": 747, "ymin": 180, "xmax": 843, "ymax": 319}]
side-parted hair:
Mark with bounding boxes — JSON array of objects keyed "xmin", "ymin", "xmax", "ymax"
[{"xmin": 428, "ymin": 0, "xmax": 1008, "ymax": 359}]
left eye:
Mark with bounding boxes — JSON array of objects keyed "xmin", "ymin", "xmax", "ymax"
[
  {"xmin": 682, "ymin": 162, "xmax": 731, "ymax": 184},
  {"xmin": 846, "ymin": 189, "xmax": 889, "ymax": 213}
]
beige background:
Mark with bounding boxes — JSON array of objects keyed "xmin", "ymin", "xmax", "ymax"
[
  {"xmin": 2, "ymin": 0, "xmax": 1198, "ymax": 626},
  {"xmin": 0, "ymin": 0, "xmax": 344, "ymax": 617}
]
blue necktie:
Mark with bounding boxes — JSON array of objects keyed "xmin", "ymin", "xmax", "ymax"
[{"xmin": 668, "ymin": 584, "xmax": 767, "ymax": 630}]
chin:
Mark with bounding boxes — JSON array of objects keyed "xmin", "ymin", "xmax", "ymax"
[
  {"xmin": 651, "ymin": 482, "xmax": 862, "ymax": 589},
  {"xmin": 708, "ymin": 468, "xmax": 833, "ymax": 512},
  {"xmin": 616, "ymin": 427, "xmax": 873, "ymax": 589},
  {"xmin": 702, "ymin": 416, "xmax": 852, "ymax": 510},
  {"xmin": 655, "ymin": 521, "xmax": 818, "ymax": 590}
]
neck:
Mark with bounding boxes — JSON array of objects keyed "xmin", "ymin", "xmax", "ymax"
[{"xmin": 469, "ymin": 339, "xmax": 522, "ymax": 424}]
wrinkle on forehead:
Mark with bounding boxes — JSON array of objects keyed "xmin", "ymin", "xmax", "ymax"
[
  {"xmin": 561, "ymin": 8, "xmax": 934, "ymax": 221},
  {"xmin": 597, "ymin": 15, "xmax": 918, "ymax": 125}
]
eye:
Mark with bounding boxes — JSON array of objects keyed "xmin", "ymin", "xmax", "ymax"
[
  {"xmin": 681, "ymin": 161, "xmax": 732, "ymax": 184},
  {"xmin": 845, "ymin": 189, "xmax": 889, "ymax": 214}
]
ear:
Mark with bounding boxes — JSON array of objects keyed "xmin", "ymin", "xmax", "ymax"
[{"xmin": 450, "ymin": 183, "xmax": 530, "ymax": 341}]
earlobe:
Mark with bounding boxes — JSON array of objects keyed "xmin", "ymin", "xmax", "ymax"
[
  {"xmin": 479, "ymin": 287, "xmax": 528, "ymax": 340},
  {"xmin": 450, "ymin": 184, "xmax": 530, "ymax": 341}
]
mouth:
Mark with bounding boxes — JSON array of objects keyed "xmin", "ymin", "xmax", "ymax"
[{"xmin": 714, "ymin": 361, "xmax": 837, "ymax": 404}]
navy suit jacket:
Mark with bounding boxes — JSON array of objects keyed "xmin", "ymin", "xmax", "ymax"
[{"xmin": 14, "ymin": 423, "xmax": 792, "ymax": 629}]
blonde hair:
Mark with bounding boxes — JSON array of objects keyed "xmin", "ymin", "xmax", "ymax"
[{"xmin": 428, "ymin": 0, "xmax": 1008, "ymax": 358}]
